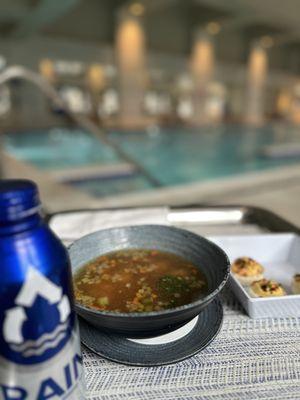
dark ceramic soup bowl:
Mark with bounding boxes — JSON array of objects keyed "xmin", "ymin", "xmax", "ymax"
[{"xmin": 69, "ymin": 225, "xmax": 230, "ymax": 336}]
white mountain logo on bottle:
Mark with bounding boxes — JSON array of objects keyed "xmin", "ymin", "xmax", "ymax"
[{"xmin": 3, "ymin": 267, "xmax": 71, "ymax": 357}]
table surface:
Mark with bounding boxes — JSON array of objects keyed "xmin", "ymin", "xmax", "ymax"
[{"xmin": 50, "ymin": 208, "xmax": 300, "ymax": 400}]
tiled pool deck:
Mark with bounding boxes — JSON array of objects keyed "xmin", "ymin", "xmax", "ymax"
[{"xmin": 2, "ymin": 151, "xmax": 300, "ymax": 226}]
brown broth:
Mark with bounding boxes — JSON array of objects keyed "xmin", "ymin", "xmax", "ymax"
[{"xmin": 74, "ymin": 249, "xmax": 207, "ymax": 313}]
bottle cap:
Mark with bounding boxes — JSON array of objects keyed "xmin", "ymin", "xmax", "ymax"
[{"xmin": 0, "ymin": 179, "xmax": 41, "ymax": 222}]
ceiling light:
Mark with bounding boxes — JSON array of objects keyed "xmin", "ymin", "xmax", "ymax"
[
  {"xmin": 206, "ymin": 22, "xmax": 221, "ymax": 35},
  {"xmin": 129, "ymin": 2, "xmax": 145, "ymax": 17},
  {"xmin": 260, "ymin": 36, "xmax": 274, "ymax": 48}
]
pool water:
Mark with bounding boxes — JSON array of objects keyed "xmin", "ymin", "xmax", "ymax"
[
  {"xmin": 111, "ymin": 125, "xmax": 300, "ymax": 186},
  {"xmin": 73, "ymin": 175, "xmax": 154, "ymax": 197},
  {"xmin": 4, "ymin": 124, "xmax": 300, "ymax": 197},
  {"xmin": 4, "ymin": 128, "xmax": 120, "ymax": 170}
]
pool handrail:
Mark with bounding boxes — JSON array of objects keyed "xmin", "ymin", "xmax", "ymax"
[{"xmin": 0, "ymin": 65, "xmax": 162, "ymax": 187}]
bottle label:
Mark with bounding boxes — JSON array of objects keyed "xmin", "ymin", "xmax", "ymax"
[
  {"xmin": 0, "ymin": 266, "xmax": 85, "ymax": 399},
  {"xmin": 0, "ymin": 327, "xmax": 84, "ymax": 400},
  {"xmin": 0, "ymin": 267, "xmax": 74, "ymax": 365}
]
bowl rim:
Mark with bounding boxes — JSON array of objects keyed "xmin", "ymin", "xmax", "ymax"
[{"xmin": 69, "ymin": 224, "xmax": 230, "ymax": 318}]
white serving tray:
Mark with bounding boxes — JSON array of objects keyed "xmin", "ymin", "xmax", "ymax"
[{"xmin": 209, "ymin": 233, "xmax": 300, "ymax": 318}]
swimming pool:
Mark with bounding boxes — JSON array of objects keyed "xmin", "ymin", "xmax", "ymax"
[
  {"xmin": 4, "ymin": 128, "xmax": 120, "ymax": 169},
  {"xmin": 4, "ymin": 124, "xmax": 300, "ymax": 197}
]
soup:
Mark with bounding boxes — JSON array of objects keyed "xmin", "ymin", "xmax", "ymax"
[{"xmin": 74, "ymin": 249, "xmax": 207, "ymax": 313}]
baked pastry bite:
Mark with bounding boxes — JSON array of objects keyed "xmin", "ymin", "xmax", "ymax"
[
  {"xmin": 249, "ymin": 279, "xmax": 286, "ymax": 298},
  {"xmin": 292, "ymin": 274, "xmax": 300, "ymax": 294},
  {"xmin": 231, "ymin": 257, "xmax": 264, "ymax": 285}
]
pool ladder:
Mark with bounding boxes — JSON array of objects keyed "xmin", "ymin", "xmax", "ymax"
[{"xmin": 0, "ymin": 65, "xmax": 161, "ymax": 187}]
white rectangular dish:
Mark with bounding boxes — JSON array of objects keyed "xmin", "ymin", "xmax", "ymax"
[{"xmin": 209, "ymin": 233, "xmax": 300, "ymax": 318}]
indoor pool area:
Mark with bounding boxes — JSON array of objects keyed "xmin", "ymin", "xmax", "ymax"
[
  {"xmin": 4, "ymin": 124, "xmax": 300, "ymax": 198},
  {"xmin": 2, "ymin": 1, "xmax": 300, "ymax": 398}
]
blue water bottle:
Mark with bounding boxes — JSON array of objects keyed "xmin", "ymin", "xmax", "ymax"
[{"xmin": 0, "ymin": 180, "xmax": 85, "ymax": 399}]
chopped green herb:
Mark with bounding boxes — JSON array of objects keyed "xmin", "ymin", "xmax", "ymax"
[{"xmin": 158, "ymin": 275, "xmax": 191, "ymax": 295}]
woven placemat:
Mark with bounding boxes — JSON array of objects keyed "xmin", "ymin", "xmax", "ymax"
[{"xmin": 82, "ymin": 288, "xmax": 300, "ymax": 400}]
